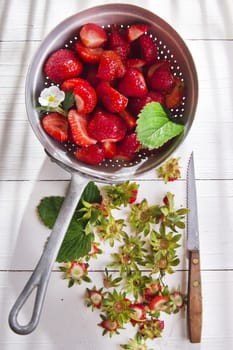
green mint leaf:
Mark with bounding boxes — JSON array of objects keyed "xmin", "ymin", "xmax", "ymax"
[
  {"xmin": 62, "ymin": 90, "xmax": 75, "ymax": 113},
  {"xmin": 136, "ymin": 102, "xmax": 184, "ymax": 149},
  {"xmin": 37, "ymin": 182, "xmax": 102, "ymax": 262}
]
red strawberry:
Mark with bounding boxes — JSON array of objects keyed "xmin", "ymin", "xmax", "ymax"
[
  {"xmin": 87, "ymin": 109, "xmax": 127, "ymax": 142},
  {"xmin": 129, "ymin": 303, "xmax": 146, "ymax": 324},
  {"xmin": 96, "ymin": 81, "xmax": 128, "ymax": 113},
  {"xmin": 118, "ymin": 68, "xmax": 148, "ymax": 97},
  {"xmin": 149, "ymin": 295, "xmax": 169, "ymax": 312},
  {"xmin": 147, "ymin": 60, "xmax": 171, "ymax": 80},
  {"xmin": 79, "ymin": 23, "xmax": 107, "ymax": 48},
  {"xmin": 108, "ymin": 26, "xmax": 130, "ymax": 60},
  {"xmin": 74, "ymin": 144, "xmax": 105, "ymax": 165},
  {"xmin": 149, "ymin": 65, "xmax": 176, "ymax": 93},
  {"xmin": 139, "ymin": 34, "xmax": 157, "ymax": 64},
  {"xmin": 118, "ymin": 110, "xmax": 137, "ymax": 130},
  {"xmin": 67, "ymin": 109, "xmax": 97, "ymax": 146},
  {"xmin": 165, "ymin": 78, "xmax": 185, "ymax": 108},
  {"xmin": 97, "ymin": 50, "xmax": 126, "ymax": 81},
  {"xmin": 115, "ymin": 132, "xmax": 141, "ymax": 161},
  {"xmin": 74, "ymin": 41, "xmax": 103, "ymax": 64},
  {"xmin": 42, "ymin": 113, "xmax": 68, "ymax": 142},
  {"xmin": 61, "ymin": 78, "xmax": 82, "ymax": 92},
  {"xmin": 85, "ymin": 66, "xmax": 100, "ymax": 88},
  {"xmin": 129, "ymin": 91, "xmax": 165, "ymax": 116},
  {"xmin": 127, "ymin": 23, "xmax": 150, "ymax": 42},
  {"xmin": 126, "ymin": 58, "xmax": 146, "ymax": 69},
  {"xmin": 102, "ymin": 141, "xmax": 117, "ymax": 159},
  {"xmin": 73, "ymin": 78, "xmax": 97, "ymax": 113},
  {"xmin": 44, "ymin": 49, "xmax": 83, "ymax": 83}
]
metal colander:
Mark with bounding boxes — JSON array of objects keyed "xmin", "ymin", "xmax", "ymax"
[{"xmin": 9, "ymin": 4, "xmax": 198, "ymax": 335}]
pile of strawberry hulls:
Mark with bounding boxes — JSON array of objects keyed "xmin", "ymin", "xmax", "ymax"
[{"xmin": 40, "ymin": 23, "xmax": 185, "ymax": 165}]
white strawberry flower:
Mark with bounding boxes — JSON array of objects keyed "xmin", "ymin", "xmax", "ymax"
[{"xmin": 38, "ymin": 86, "xmax": 65, "ymax": 108}]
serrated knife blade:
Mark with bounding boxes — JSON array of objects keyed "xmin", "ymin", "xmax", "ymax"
[{"xmin": 187, "ymin": 152, "xmax": 202, "ymax": 343}]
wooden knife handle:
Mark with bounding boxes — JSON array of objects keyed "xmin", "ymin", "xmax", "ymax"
[{"xmin": 187, "ymin": 250, "xmax": 202, "ymax": 343}]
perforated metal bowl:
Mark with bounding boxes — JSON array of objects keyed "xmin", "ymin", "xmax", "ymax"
[
  {"xmin": 26, "ymin": 3, "xmax": 198, "ymax": 180},
  {"xmin": 9, "ymin": 4, "xmax": 198, "ymax": 335}
]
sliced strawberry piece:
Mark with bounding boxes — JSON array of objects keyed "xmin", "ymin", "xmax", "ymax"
[
  {"xmin": 127, "ymin": 23, "xmax": 150, "ymax": 42},
  {"xmin": 139, "ymin": 34, "xmax": 157, "ymax": 64},
  {"xmin": 42, "ymin": 112, "xmax": 68, "ymax": 142},
  {"xmin": 118, "ymin": 110, "xmax": 137, "ymax": 130},
  {"xmin": 149, "ymin": 65, "xmax": 176, "ymax": 93},
  {"xmin": 147, "ymin": 60, "xmax": 171, "ymax": 81},
  {"xmin": 87, "ymin": 109, "xmax": 127, "ymax": 142},
  {"xmin": 67, "ymin": 109, "xmax": 97, "ymax": 146},
  {"xmin": 118, "ymin": 67, "xmax": 148, "ymax": 97},
  {"xmin": 97, "ymin": 50, "xmax": 126, "ymax": 81},
  {"xmin": 96, "ymin": 81, "xmax": 128, "ymax": 113},
  {"xmin": 115, "ymin": 132, "xmax": 141, "ymax": 161},
  {"xmin": 129, "ymin": 91, "xmax": 165, "ymax": 116},
  {"xmin": 61, "ymin": 78, "xmax": 82, "ymax": 92},
  {"xmin": 126, "ymin": 58, "xmax": 146, "ymax": 69},
  {"xmin": 149, "ymin": 295, "xmax": 170, "ymax": 312},
  {"xmin": 129, "ymin": 303, "xmax": 146, "ymax": 324},
  {"xmin": 74, "ymin": 144, "xmax": 105, "ymax": 165},
  {"xmin": 74, "ymin": 41, "xmax": 103, "ymax": 64},
  {"xmin": 79, "ymin": 23, "xmax": 107, "ymax": 48},
  {"xmin": 108, "ymin": 26, "xmax": 130, "ymax": 61},
  {"xmin": 73, "ymin": 78, "xmax": 97, "ymax": 113},
  {"xmin": 165, "ymin": 78, "xmax": 185, "ymax": 108},
  {"xmin": 102, "ymin": 140, "xmax": 117, "ymax": 159},
  {"xmin": 44, "ymin": 49, "xmax": 83, "ymax": 83}
]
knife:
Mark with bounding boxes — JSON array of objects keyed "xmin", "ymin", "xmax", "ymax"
[{"xmin": 187, "ymin": 152, "xmax": 202, "ymax": 343}]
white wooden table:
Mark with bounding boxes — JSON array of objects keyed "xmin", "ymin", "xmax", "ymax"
[{"xmin": 0, "ymin": 0, "xmax": 233, "ymax": 349}]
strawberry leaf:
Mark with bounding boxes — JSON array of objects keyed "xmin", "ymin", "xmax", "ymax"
[
  {"xmin": 37, "ymin": 196, "xmax": 64, "ymax": 229},
  {"xmin": 62, "ymin": 90, "xmax": 75, "ymax": 113},
  {"xmin": 56, "ymin": 220, "xmax": 92, "ymax": 262},
  {"xmin": 37, "ymin": 181, "xmax": 102, "ymax": 262},
  {"xmin": 136, "ymin": 102, "xmax": 184, "ymax": 149}
]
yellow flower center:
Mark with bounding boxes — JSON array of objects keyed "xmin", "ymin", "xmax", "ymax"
[{"xmin": 48, "ymin": 95, "xmax": 56, "ymax": 102}]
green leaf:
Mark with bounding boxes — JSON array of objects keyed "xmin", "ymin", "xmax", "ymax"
[
  {"xmin": 37, "ymin": 196, "xmax": 64, "ymax": 229},
  {"xmin": 136, "ymin": 102, "xmax": 184, "ymax": 149},
  {"xmin": 76, "ymin": 181, "xmax": 102, "ymax": 211},
  {"xmin": 62, "ymin": 90, "xmax": 75, "ymax": 112},
  {"xmin": 56, "ymin": 220, "xmax": 92, "ymax": 262},
  {"xmin": 37, "ymin": 182, "xmax": 102, "ymax": 262}
]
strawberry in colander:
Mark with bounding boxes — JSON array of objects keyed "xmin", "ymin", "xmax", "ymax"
[{"xmin": 40, "ymin": 22, "xmax": 185, "ymax": 165}]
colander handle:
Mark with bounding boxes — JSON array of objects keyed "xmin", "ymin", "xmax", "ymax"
[{"xmin": 8, "ymin": 174, "xmax": 89, "ymax": 335}]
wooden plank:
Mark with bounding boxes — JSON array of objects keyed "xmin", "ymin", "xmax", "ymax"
[
  {"xmin": 0, "ymin": 179, "xmax": 233, "ymax": 270},
  {"xmin": 0, "ymin": 0, "xmax": 232, "ymax": 42},
  {"xmin": 1, "ymin": 270, "xmax": 233, "ymax": 348}
]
